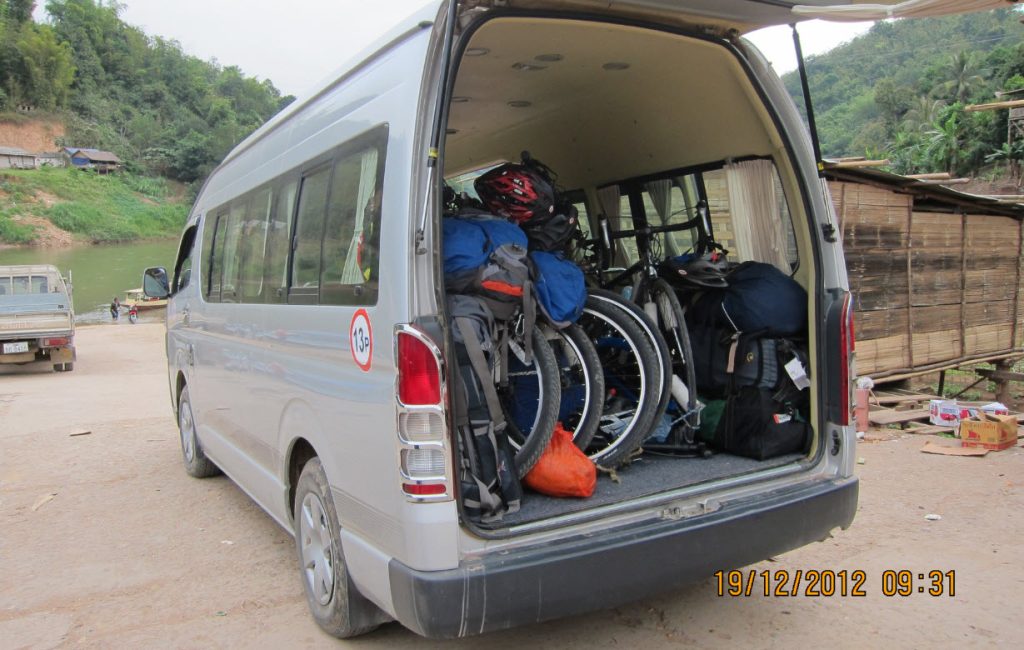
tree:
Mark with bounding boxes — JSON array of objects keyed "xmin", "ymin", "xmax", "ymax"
[
  {"xmin": 15, "ymin": 23, "xmax": 75, "ymax": 109},
  {"xmin": 940, "ymin": 51, "xmax": 985, "ymax": 105}
]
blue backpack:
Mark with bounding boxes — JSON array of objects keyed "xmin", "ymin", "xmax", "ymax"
[
  {"xmin": 443, "ymin": 214, "xmax": 532, "ymax": 322},
  {"xmin": 529, "ymin": 250, "xmax": 586, "ymax": 328}
]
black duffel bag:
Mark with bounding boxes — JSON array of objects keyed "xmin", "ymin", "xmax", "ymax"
[{"xmin": 715, "ymin": 386, "xmax": 811, "ymax": 460}]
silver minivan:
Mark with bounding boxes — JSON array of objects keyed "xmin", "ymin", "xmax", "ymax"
[{"xmin": 141, "ymin": 0, "xmax": 920, "ymax": 638}]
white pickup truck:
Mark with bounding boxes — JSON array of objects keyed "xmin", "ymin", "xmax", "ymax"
[{"xmin": 0, "ymin": 264, "xmax": 76, "ymax": 372}]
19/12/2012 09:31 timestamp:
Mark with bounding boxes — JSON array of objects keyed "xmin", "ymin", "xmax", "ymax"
[{"xmin": 714, "ymin": 569, "xmax": 956, "ymax": 598}]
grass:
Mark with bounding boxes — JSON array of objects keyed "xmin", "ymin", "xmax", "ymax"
[{"xmin": 0, "ymin": 167, "xmax": 189, "ymax": 244}]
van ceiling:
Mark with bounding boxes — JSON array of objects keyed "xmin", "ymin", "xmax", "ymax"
[{"xmin": 444, "ymin": 17, "xmax": 779, "ymax": 188}]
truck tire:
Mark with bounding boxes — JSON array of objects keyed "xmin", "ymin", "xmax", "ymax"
[{"xmin": 177, "ymin": 386, "xmax": 220, "ymax": 478}]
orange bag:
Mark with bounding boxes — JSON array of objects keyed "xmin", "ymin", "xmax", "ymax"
[{"xmin": 523, "ymin": 423, "xmax": 597, "ymax": 498}]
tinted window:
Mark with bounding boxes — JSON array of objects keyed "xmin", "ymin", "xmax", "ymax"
[
  {"xmin": 320, "ymin": 144, "xmax": 383, "ymax": 305},
  {"xmin": 208, "ymin": 213, "xmax": 229, "ymax": 300},
  {"xmin": 240, "ymin": 188, "xmax": 272, "ymax": 301},
  {"xmin": 290, "ymin": 167, "xmax": 331, "ymax": 298},
  {"xmin": 220, "ymin": 201, "xmax": 247, "ymax": 303},
  {"xmin": 264, "ymin": 179, "xmax": 297, "ymax": 304}
]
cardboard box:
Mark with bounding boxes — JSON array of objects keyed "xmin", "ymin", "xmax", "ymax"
[
  {"xmin": 959, "ymin": 413, "xmax": 1019, "ymax": 451},
  {"xmin": 929, "ymin": 400, "xmax": 1009, "ymax": 427}
]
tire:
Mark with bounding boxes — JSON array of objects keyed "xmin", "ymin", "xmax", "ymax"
[
  {"xmin": 546, "ymin": 323, "xmax": 604, "ymax": 452},
  {"xmin": 648, "ymin": 278, "xmax": 698, "ymax": 413},
  {"xmin": 63, "ymin": 362, "xmax": 74, "ymax": 372},
  {"xmin": 293, "ymin": 457, "xmax": 388, "ymax": 638},
  {"xmin": 53, "ymin": 363, "xmax": 63, "ymax": 372},
  {"xmin": 177, "ymin": 386, "xmax": 220, "ymax": 478},
  {"xmin": 498, "ymin": 326, "xmax": 561, "ymax": 478},
  {"xmin": 588, "ymin": 289, "xmax": 673, "ymax": 419},
  {"xmin": 577, "ymin": 295, "xmax": 663, "ymax": 467}
]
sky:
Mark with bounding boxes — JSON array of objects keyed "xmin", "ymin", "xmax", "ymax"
[{"xmin": 35, "ymin": 1, "xmax": 874, "ymax": 97}]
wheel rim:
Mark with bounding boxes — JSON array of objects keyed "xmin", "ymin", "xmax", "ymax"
[
  {"xmin": 553, "ymin": 331, "xmax": 593, "ymax": 440},
  {"xmin": 299, "ymin": 492, "xmax": 335, "ymax": 606},
  {"xmin": 179, "ymin": 401, "xmax": 196, "ymax": 463},
  {"xmin": 579, "ymin": 307, "xmax": 649, "ymax": 461}
]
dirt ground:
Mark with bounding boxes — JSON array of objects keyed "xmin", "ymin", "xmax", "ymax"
[{"xmin": 2, "ymin": 323, "xmax": 1023, "ymax": 649}]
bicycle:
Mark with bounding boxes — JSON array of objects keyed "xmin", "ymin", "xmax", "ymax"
[{"xmin": 579, "ymin": 204, "xmax": 715, "ymax": 456}]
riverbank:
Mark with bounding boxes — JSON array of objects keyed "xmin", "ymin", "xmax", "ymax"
[{"xmin": 0, "ymin": 167, "xmax": 189, "ymax": 246}]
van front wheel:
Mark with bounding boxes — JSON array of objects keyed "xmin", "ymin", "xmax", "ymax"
[
  {"xmin": 294, "ymin": 457, "xmax": 387, "ymax": 638},
  {"xmin": 177, "ymin": 386, "xmax": 219, "ymax": 478}
]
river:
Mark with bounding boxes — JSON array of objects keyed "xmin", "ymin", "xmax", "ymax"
[{"xmin": 0, "ymin": 239, "xmax": 178, "ymax": 323}]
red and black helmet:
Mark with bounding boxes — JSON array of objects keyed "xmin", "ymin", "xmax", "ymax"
[{"xmin": 474, "ymin": 163, "xmax": 555, "ymax": 224}]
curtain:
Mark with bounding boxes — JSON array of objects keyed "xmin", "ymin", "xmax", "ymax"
[
  {"xmin": 341, "ymin": 148, "xmax": 379, "ymax": 284},
  {"xmin": 724, "ymin": 159, "xmax": 790, "ymax": 272},
  {"xmin": 596, "ymin": 185, "xmax": 626, "ymax": 265},
  {"xmin": 792, "ymin": 0, "xmax": 1007, "ymax": 21},
  {"xmin": 644, "ymin": 179, "xmax": 677, "ymax": 256}
]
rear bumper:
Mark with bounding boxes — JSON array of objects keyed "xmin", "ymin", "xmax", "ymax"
[{"xmin": 389, "ymin": 476, "xmax": 858, "ymax": 638}]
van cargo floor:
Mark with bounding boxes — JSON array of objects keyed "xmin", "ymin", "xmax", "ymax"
[{"xmin": 502, "ymin": 452, "xmax": 803, "ymax": 527}]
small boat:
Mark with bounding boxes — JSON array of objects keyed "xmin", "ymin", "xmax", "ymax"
[{"xmin": 123, "ymin": 288, "xmax": 167, "ymax": 310}]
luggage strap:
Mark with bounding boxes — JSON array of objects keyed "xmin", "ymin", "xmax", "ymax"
[{"xmin": 455, "ymin": 317, "xmax": 506, "ymax": 433}]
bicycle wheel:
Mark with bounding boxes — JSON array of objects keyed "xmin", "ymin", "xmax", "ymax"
[
  {"xmin": 648, "ymin": 278, "xmax": 698, "ymax": 414},
  {"xmin": 577, "ymin": 296, "xmax": 662, "ymax": 467},
  {"xmin": 499, "ymin": 326, "xmax": 561, "ymax": 478},
  {"xmin": 587, "ymin": 288, "xmax": 672, "ymax": 420},
  {"xmin": 545, "ymin": 323, "xmax": 605, "ymax": 452}
]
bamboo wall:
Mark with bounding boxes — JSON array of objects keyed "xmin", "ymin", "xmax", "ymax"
[{"xmin": 831, "ymin": 180, "xmax": 1024, "ymax": 378}]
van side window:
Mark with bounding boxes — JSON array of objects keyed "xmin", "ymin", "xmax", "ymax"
[
  {"xmin": 208, "ymin": 212, "xmax": 229, "ymax": 300},
  {"xmin": 240, "ymin": 188, "xmax": 272, "ymax": 301},
  {"xmin": 264, "ymin": 179, "xmax": 297, "ymax": 303},
  {"xmin": 320, "ymin": 142, "xmax": 384, "ymax": 305},
  {"xmin": 220, "ymin": 200, "xmax": 247, "ymax": 303},
  {"xmin": 290, "ymin": 166, "xmax": 332, "ymax": 300}
]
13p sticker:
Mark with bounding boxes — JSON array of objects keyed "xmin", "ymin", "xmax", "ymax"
[{"xmin": 350, "ymin": 309, "xmax": 373, "ymax": 372}]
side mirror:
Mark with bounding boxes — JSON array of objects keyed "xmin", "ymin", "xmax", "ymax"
[{"xmin": 143, "ymin": 267, "xmax": 170, "ymax": 299}]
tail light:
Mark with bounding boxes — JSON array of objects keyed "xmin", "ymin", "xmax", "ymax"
[
  {"xmin": 837, "ymin": 293, "xmax": 855, "ymax": 426},
  {"xmin": 41, "ymin": 337, "xmax": 70, "ymax": 347},
  {"xmin": 395, "ymin": 325, "xmax": 450, "ymax": 501},
  {"xmin": 398, "ymin": 331, "xmax": 441, "ymax": 405}
]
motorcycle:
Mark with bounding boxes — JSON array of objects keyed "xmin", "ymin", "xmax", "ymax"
[{"xmin": 128, "ymin": 303, "xmax": 139, "ymax": 324}]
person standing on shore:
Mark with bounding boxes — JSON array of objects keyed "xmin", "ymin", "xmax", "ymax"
[{"xmin": 110, "ymin": 296, "xmax": 120, "ymax": 321}]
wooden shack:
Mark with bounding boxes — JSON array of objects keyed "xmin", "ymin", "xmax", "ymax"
[{"xmin": 825, "ymin": 166, "xmax": 1024, "ymax": 380}]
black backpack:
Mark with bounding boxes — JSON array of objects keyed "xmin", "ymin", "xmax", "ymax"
[{"xmin": 449, "ymin": 296, "xmax": 523, "ymax": 524}]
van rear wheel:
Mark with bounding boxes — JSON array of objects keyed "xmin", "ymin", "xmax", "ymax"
[{"xmin": 294, "ymin": 457, "xmax": 388, "ymax": 638}]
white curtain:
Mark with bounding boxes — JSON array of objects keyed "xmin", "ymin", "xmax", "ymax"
[
  {"xmin": 341, "ymin": 148, "xmax": 379, "ymax": 284},
  {"xmin": 725, "ymin": 159, "xmax": 790, "ymax": 272},
  {"xmin": 596, "ymin": 185, "xmax": 626, "ymax": 265},
  {"xmin": 793, "ymin": 0, "xmax": 1008, "ymax": 21},
  {"xmin": 644, "ymin": 179, "xmax": 678, "ymax": 256}
]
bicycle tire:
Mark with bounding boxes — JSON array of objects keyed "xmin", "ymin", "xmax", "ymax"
[
  {"xmin": 649, "ymin": 278, "xmax": 698, "ymax": 413},
  {"xmin": 545, "ymin": 323, "xmax": 605, "ymax": 452},
  {"xmin": 577, "ymin": 296, "xmax": 662, "ymax": 467},
  {"xmin": 499, "ymin": 326, "xmax": 561, "ymax": 479},
  {"xmin": 587, "ymin": 288, "xmax": 673, "ymax": 420}
]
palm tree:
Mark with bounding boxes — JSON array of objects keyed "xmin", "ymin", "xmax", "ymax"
[
  {"xmin": 903, "ymin": 96, "xmax": 946, "ymax": 133},
  {"xmin": 926, "ymin": 113, "xmax": 962, "ymax": 174},
  {"xmin": 942, "ymin": 51, "xmax": 985, "ymax": 104}
]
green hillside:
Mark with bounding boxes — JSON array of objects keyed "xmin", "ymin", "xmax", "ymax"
[
  {"xmin": 782, "ymin": 8, "xmax": 1024, "ymax": 175},
  {"xmin": 0, "ymin": 166, "xmax": 188, "ymax": 244},
  {"xmin": 1, "ymin": 0, "xmax": 291, "ymax": 185}
]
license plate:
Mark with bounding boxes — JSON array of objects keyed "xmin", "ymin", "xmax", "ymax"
[{"xmin": 3, "ymin": 341, "xmax": 29, "ymax": 354}]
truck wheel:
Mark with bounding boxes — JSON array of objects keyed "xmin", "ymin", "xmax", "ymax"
[
  {"xmin": 294, "ymin": 457, "xmax": 387, "ymax": 638},
  {"xmin": 177, "ymin": 386, "xmax": 219, "ymax": 478},
  {"xmin": 63, "ymin": 362, "xmax": 74, "ymax": 372},
  {"xmin": 53, "ymin": 364, "xmax": 64, "ymax": 372}
]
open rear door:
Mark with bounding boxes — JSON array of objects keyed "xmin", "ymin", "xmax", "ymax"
[{"xmin": 793, "ymin": 0, "xmax": 1020, "ymax": 22}]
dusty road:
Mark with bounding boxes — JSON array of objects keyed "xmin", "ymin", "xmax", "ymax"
[{"xmin": 2, "ymin": 322, "xmax": 1023, "ymax": 648}]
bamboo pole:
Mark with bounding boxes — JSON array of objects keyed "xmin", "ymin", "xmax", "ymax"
[
  {"xmin": 828, "ymin": 159, "xmax": 890, "ymax": 169},
  {"xmin": 906, "ymin": 172, "xmax": 951, "ymax": 180},
  {"xmin": 965, "ymin": 99, "xmax": 1024, "ymax": 112}
]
